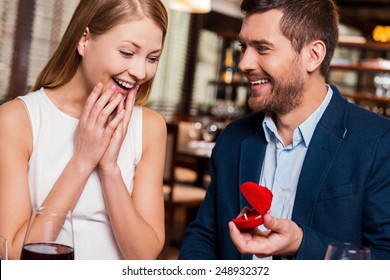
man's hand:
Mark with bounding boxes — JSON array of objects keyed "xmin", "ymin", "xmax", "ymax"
[{"xmin": 229, "ymin": 213, "xmax": 303, "ymax": 258}]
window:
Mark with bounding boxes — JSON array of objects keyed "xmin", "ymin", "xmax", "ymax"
[
  {"xmin": 0, "ymin": 0, "xmax": 193, "ymax": 114},
  {"xmin": 27, "ymin": 0, "xmax": 79, "ymax": 91},
  {"xmin": 0, "ymin": 0, "xmax": 78, "ymax": 100},
  {"xmin": 0, "ymin": 0, "xmax": 18, "ymax": 99},
  {"xmin": 149, "ymin": 8, "xmax": 190, "ymax": 115}
]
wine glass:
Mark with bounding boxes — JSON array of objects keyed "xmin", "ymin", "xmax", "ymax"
[
  {"xmin": 324, "ymin": 242, "xmax": 371, "ymax": 260},
  {"xmin": 202, "ymin": 123, "xmax": 218, "ymax": 142},
  {"xmin": 0, "ymin": 236, "xmax": 7, "ymax": 260},
  {"xmin": 188, "ymin": 121, "xmax": 202, "ymax": 140},
  {"xmin": 211, "ymin": 99, "xmax": 227, "ymax": 121},
  {"xmin": 21, "ymin": 207, "xmax": 74, "ymax": 260}
]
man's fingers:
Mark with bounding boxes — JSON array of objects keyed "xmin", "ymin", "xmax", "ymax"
[
  {"xmin": 262, "ymin": 214, "xmax": 281, "ymax": 232},
  {"xmin": 229, "ymin": 221, "xmax": 246, "ymax": 249},
  {"xmin": 229, "ymin": 221, "xmax": 258, "ymax": 254},
  {"xmin": 252, "ymin": 227, "xmax": 271, "ymax": 237}
]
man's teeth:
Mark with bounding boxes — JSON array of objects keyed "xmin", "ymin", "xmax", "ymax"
[
  {"xmin": 251, "ymin": 79, "xmax": 269, "ymax": 85},
  {"xmin": 114, "ymin": 78, "xmax": 134, "ymax": 89}
]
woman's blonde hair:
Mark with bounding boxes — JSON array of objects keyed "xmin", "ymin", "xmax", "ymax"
[{"xmin": 33, "ymin": 0, "xmax": 168, "ymax": 105}]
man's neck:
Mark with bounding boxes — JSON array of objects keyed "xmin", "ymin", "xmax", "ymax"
[{"xmin": 274, "ymin": 83, "xmax": 328, "ymax": 146}]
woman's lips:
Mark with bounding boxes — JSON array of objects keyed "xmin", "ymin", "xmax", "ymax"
[{"xmin": 112, "ymin": 77, "xmax": 135, "ymax": 95}]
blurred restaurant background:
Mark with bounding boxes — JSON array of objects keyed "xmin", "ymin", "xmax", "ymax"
[{"xmin": 0, "ymin": 0, "xmax": 389, "ymax": 259}]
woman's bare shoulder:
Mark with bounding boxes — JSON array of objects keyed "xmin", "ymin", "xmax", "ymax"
[
  {"xmin": 0, "ymin": 99, "xmax": 29, "ymax": 125},
  {"xmin": 0, "ymin": 99, "xmax": 32, "ymax": 150},
  {"xmin": 142, "ymin": 106, "xmax": 167, "ymax": 134},
  {"xmin": 141, "ymin": 107, "xmax": 167, "ymax": 149}
]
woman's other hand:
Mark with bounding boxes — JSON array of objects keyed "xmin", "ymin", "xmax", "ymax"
[
  {"xmin": 98, "ymin": 85, "xmax": 139, "ymax": 172},
  {"xmin": 73, "ymin": 83, "xmax": 125, "ymax": 173}
]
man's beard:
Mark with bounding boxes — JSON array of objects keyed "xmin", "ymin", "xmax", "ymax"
[{"xmin": 248, "ymin": 65, "xmax": 305, "ymax": 116}]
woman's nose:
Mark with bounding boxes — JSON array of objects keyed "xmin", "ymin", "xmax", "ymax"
[{"xmin": 127, "ymin": 59, "xmax": 147, "ymax": 81}]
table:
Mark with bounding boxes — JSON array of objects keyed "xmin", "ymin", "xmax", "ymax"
[{"xmin": 177, "ymin": 141, "xmax": 215, "ymax": 187}]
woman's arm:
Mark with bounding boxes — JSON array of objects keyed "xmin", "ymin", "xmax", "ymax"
[
  {"xmin": 0, "ymin": 99, "xmax": 94, "ymax": 259},
  {"xmin": 0, "ymin": 100, "xmax": 34, "ymax": 259},
  {"xmin": 98, "ymin": 107, "xmax": 166, "ymax": 259},
  {"xmin": 0, "ymin": 85, "xmax": 125, "ymax": 259}
]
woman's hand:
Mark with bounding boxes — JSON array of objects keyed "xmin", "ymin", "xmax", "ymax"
[
  {"xmin": 98, "ymin": 85, "xmax": 140, "ymax": 172},
  {"xmin": 73, "ymin": 83, "xmax": 125, "ymax": 173}
]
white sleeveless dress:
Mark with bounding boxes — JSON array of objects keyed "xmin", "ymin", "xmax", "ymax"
[{"xmin": 18, "ymin": 88, "xmax": 142, "ymax": 259}]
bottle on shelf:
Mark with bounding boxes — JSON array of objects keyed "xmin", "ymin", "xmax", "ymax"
[{"xmin": 221, "ymin": 47, "xmax": 233, "ymax": 84}]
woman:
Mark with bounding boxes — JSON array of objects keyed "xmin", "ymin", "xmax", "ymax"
[{"xmin": 0, "ymin": 0, "xmax": 168, "ymax": 260}]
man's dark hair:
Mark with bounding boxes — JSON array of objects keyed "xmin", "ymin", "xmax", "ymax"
[{"xmin": 241, "ymin": 0, "xmax": 339, "ymax": 76}]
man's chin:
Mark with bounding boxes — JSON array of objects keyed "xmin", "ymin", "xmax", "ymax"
[{"xmin": 248, "ymin": 96, "xmax": 267, "ymax": 113}]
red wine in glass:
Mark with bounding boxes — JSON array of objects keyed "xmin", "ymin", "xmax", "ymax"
[{"xmin": 21, "ymin": 242, "xmax": 74, "ymax": 260}]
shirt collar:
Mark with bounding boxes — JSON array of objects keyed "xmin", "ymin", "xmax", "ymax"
[{"xmin": 262, "ymin": 85, "xmax": 333, "ymax": 148}]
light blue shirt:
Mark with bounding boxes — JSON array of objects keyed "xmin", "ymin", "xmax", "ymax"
[{"xmin": 253, "ymin": 85, "xmax": 333, "ymax": 260}]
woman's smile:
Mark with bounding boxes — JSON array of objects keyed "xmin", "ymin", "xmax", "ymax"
[{"xmin": 112, "ymin": 77, "xmax": 136, "ymax": 95}]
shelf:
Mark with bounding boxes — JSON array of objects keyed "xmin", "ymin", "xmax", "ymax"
[
  {"xmin": 337, "ymin": 41, "xmax": 390, "ymax": 51},
  {"xmin": 208, "ymin": 81, "xmax": 250, "ymax": 87},
  {"xmin": 329, "ymin": 40, "xmax": 389, "ymax": 111},
  {"xmin": 342, "ymin": 92, "xmax": 390, "ymax": 102},
  {"xmin": 330, "ymin": 64, "xmax": 390, "ymax": 73}
]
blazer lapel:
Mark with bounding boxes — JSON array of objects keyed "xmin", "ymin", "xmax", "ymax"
[
  {"xmin": 239, "ymin": 134, "xmax": 267, "ymax": 187},
  {"xmin": 238, "ymin": 120, "xmax": 268, "ymax": 202},
  {"xmin": 292, "ymin": 87, "xmax": 348, "ymax": 225},
  {"xmin": 238, "ymin": 121, "xmax": 267, "ymax": 260}
]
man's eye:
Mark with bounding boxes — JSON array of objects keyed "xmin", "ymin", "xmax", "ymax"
[
  {"xmin": 238, "ymin": 43, "xmax": 247, "ymax": 53},
  {"xmin": 257, "ymin": 46, "xmax": 270, "ymax": 52}
]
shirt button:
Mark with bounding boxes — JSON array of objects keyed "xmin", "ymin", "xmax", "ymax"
[
  {"xmin": 276, "ymin": 188, "xmax": 282, "ymax": 195},
  {"xmin": 276, "ymin": 143, "xmax": 282, "ymax": 149}
]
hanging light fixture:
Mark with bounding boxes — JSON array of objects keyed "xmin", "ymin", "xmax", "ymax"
[{"xmin": 169, "ymin": 0, "xmax": 211, "ymax": 14}]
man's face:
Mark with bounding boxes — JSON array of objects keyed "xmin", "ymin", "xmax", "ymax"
[{"xmin": 238, "ymin": 10, "xmax": 305, "ymax": 115}]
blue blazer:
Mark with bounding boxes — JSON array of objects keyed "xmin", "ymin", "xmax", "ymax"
[{"xmin": 179, "ymin": 86, "xmax": 390, "ymax": 260}]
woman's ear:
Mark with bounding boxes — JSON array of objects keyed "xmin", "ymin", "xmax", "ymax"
[
  {"xmin": 305, "ymin": 40, "xmax": 326, "ymax": 73},
  {"xmin": 77, "ymin": 27, "xmax": 90, "ymax": 57}
]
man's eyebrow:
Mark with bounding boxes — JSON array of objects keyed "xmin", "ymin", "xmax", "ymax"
[
  {"xmin": 251, "ymin": 39, "xmax": 274, "ymax": 47},
  {"xmin": 237, "ymin": 37, "xmax": 275, "ymax": 47}
]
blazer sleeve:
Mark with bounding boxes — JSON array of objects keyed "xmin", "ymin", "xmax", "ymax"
[
  {"xmin": 178, "ymin": 150, "xmax": 220, "ymax": 259},
  {"xmin": 296, "ymin": 126, "xmax": 390, "ymax": 260},
  {"xmin": 362, "ymin": 127, "xmax": 390, "ymax": 259}
]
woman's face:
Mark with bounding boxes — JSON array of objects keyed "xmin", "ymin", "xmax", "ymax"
[{"xmin": 78, "ymin": 17, "xmax": 163, "ymax": 96}]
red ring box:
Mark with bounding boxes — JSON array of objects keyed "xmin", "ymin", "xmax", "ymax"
[{"xmin": 232, "ymin": 182, "xmax": 273, "ymax": 230}]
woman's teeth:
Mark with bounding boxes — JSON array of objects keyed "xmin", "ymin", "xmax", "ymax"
[
  {"xmin": 114, "ymin": 78, "xmax": 134, "ymax": 89},
  {"xmin": 251, "ymin": 79, "xmax": 269, "ymax": 85}
]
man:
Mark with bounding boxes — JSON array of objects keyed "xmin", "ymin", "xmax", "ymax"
[{"xmin": 179, "ymin": 0, "xmax": 390, "ymax": 260}]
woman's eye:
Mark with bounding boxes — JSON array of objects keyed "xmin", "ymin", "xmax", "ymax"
[
  {"xmin": 147, "ymin": 57, "xmax": 159, "ymax": 63},
  {"xmin": 119, "ymin": 51, "xmax": 133, "ymax": 57}
]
